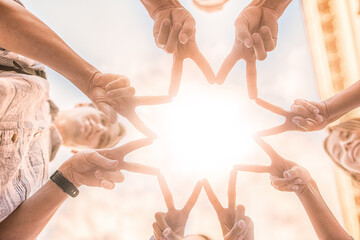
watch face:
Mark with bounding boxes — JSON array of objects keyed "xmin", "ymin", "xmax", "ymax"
[{"xmin": 192, "ymin": 0, "xmax": 229, "ymax": 12}]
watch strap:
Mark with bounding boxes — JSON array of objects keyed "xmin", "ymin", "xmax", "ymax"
[{"xmin": 50, "ymin": 170, "xmax": 79, "ymax": 198}]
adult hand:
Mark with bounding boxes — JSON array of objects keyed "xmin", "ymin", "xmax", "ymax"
[
  {"xmin": 153, "ymin": 6, "xmax": 215, "ymax": 96},
  {"xmin": 203, "ymin": 171, "xmax": 254, "ymax": 240},
  {"xmin": 58, "ymin": 138, "xmax": 159, "ymax": 189},
  {"xmin": 88, "ymin": 72, "xmax": 172, "ymax": 138},
  {"xmin": 152, "ymin": 174, "xmax": 202, "ymax": 240},
  {"xmin": 234, "ymin": 136, "xmax": 298, "ymax": 178},
  {"xmin": 216, "ymin": 2, "xmax": 280, "ymax": 99},
  {"xmin": 270, "ymin": 165, "xmax": 313, "ymax": 195},
  {"xmin": 254, "ymin": 98, "xmax": 327, "ymax": 137}
]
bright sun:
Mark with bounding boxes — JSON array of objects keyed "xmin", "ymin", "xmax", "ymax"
[{"xmin": 162, "ymin": 84, "xmax": 261, "ymax": 177}]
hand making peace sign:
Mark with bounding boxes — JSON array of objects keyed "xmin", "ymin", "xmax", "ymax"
[
  {"xmin": 152, "ymin": 174, "xmax": 203, "ymax": 240},
  {"xmin": 254, "ymin": 98, "xmax": 326, "ymax": 137},
  {"xmin": 152, "ymin": 6, "xmax": 215, "ymax": 96},
  {"xmin": 59, "ymin": 138, "xmax": 159, "ymax": 189},
  {"xmin": 203, "ymin": 171, "xmax": 254, "ymax": 240}
]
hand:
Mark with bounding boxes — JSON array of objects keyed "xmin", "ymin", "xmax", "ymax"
[
  {"xmin": 88, "ymin": 72, "xmax": 172, "ymax": 138},
  {"xmin": 290, "ymin": 99, "xmax": 329, "ymax": 131},
  {"xmin": 216, "ymin": 2, "xmax": 280, "ymax": 99},
  {"xmin": 152, "ymin": 174, "xmax": 202, "ymax": 240},
  {"xmin": 270, "ymin": 165, "xmax": 313, "ymax": 195},
  {"xmin": 203, "ymin": 171, "xmax": 254, "ymax": 240},
  {"xmin": 235, "ymin": 136, "xmax": 298, "ymax": 179},
  {"xmin": 59, "ymin": 138, "xmax": 159, "ymax": 189},
  {"xmin": 254, "ymin": 98, "xmax": 326, "ymax": 137},
  {"xmin": 153, "ymin": 7, "xmax": 215, "ymax": 96}
]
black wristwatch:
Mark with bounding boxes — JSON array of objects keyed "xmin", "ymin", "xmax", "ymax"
[{"xmin": 50, "ymin": 170, "xmax": 79, "ymax": 198}]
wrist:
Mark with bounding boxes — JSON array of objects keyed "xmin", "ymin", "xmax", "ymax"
[
  {"xmin": 296, "ymin": 179, "xmax": 317, "ymax": 197},
  {"xmin": 58, "ymin": 163, "xmax": 81, "ymax": 188},
  {"xmin": 85, "ymin": 69, "xmax": 102, "ymax": 98},
  {"xmin": 141, "ymin": 0, "xmax": 179, "ymax": 19},
  {"xmin": 261, "ymin": 0, "xmax": 292, "ymax": 17}
]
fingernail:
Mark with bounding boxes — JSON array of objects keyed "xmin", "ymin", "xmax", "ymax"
[
  {"xmin": 315, "ymin": 115, "xmax": 323, "ymax": 122},
  {"xmin": 163, "ymin": 228, "xmax": 171, "ymax": 237},
  {"xmin": 179, "ymin": 33, "xmax": 187, "ymax": 44},
  {"xmin": 101, "ymin": 180, "xmax": 113, "ymax": 189},
  {"xmin": 291, "ymin": 185, "xmax": 299, "ymax": 191},
  {"xmin": 244, "ymin": 38, "xmax": 252, "ymax": 48},
  {"xmin": 313, "ymin": 108, "xmax": 319, "ymax": 114},
  {"xmin": 253, "ymin": 34, "xmax": 259, "ymax": 43},
  {"xmin": 292, "ymin": 118, "xmax": 300, "ymax": 125},
  {"xmin": 238, "ymin": 220, "xmax": 246, "ymax": 229},
  {"xmin": 95, "ymin": 170, "xmax": 102, "ymax": 178},
  {"xmin": 107, "ymin": 91, "xmax": 115, "ymax": 98},
  {"xmin": 261, "ymin": 26, "xmax": 268, "ymax": 34},
  {"xmin": 284, "ymin": 172, "xmax": 291, "ymax": 178},
  {"xmin": 294, "ymin": 179, "xmax": 302, "ymax": 184},
  {"xmin": 110, "ymin": 160, "xmax": 118, "ymax": 167}
]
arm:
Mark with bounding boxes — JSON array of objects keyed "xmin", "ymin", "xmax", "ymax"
[
  {"xmin": 140, "ymin": 0, "xmax": 182, "ymax": 19},
  {"xmin": 0, "ymin": 139, "xmax": 158, "ymax": 240},
  {"xmin": 296, "ymin": 179, "xmax": 352, "ymax": 240},
  {"xmin": 0, "ymin": 180, "xmax": 69, "ymax": 240},
  {"xmin": 287, "ymin": 80, "xmax": 360, "ymax": 132},
  {"xmin": 260, "ymin": 0, "xmax": 292, "ymax": 17},
  {"xmin": 236, "ymin": 137, "xmax": 351, "ymax": 240},
  {"xmin": 0, "ymin": 0, "xmax": 97, "ymax": 96},
  {"xmin": 323, "ymin": 80, "xmax": 360, "ymax": 123}
]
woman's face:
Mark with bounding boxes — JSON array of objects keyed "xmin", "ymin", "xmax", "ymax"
[{"xmin": 326, "ymin": 128, "xmax": 360, "ymax": 174}]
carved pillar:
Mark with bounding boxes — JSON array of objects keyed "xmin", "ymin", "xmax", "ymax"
[{"xmin": 302, "ymin": 0, "xmax": 360, "ymax": 239}]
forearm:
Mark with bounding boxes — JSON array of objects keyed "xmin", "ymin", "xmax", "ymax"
[
  {"xmin": 140, "ymin": 0, "xmax": 181, "ymax": 18},
  {"xmin": 0, "ymin": 0, "xmax": 98, "ymax": 96},
  {"xmin": 0, "ymin": 180, "xmax": 69, "ymax": 240},
  {"xmin": 324, "ymin": 80, "xmax": 360, "ymax": 123},
  {"xmin": 251, "ymin": 0, "xmax": 292, "ymax": 17},
  {"xmin": 296, "ymin": 180, "xmax": 351, "ymax": 240}
]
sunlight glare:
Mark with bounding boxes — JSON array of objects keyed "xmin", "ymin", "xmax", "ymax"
[{"xmin": 163, "ymin": 85, "xmax": 259, "ymax": 177}]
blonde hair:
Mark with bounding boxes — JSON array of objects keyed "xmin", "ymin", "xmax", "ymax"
[{"xmin": 323, "ymin": 118, "xmax": 360, "ymax": 180}]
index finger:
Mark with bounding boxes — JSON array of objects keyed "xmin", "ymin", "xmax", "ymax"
[
  {"xmin": 255, "ymin": 98, "xmax": 289, "ymax": 117},
  {"xmin": 228, "ymin": 170, "xmax": 237, "ymax": 209},
  {"xmin": 168, "ymin": 56, "xmax": 183, "ymax": 97},
  {"xmin": 255, "ymin": 123, "xmax": 288, "ymax": 137},
  {"xmin": 245, "ymin": 59, "xmax": 258, "ymax": 99},
  {"xmin": 127, "ymin": 112, "xmax": 157, "ymax": 138},
  {"xmin": 157, "ymin": 174, "xmax": 176, "ymax": 210},
  {"xmin": 253, "ymin": 137, "xmax": 283, "ymax": 162},
  {"xmin": 182, "ymin": 181, "xmax": 202, "ymax": 214},
  {"xmin": 234, "ymin": 164, "xmax": 271, "ymax": 173},
  {"xmin": 134, "ymin": 96, "xmax": 172, "ymax": 106},
  {"xmin": 121, "ymin": 138, "xmax": 154, "ymax": 156},
  {"xmin": 192, "ymin": 50, "xmax": 216, "ymax": 84},
  {"xmin": 122, "ymin": 162, "xmax": 160, "ymax": 176},
  {"xmin": 202, "ymin": 179, "xmax": 223, "ymax": 214},
  {"xmin": 216, "ymin": 51, "xmax": 239, "ymax": 84}
]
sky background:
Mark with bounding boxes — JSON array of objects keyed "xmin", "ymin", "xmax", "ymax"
[{"xmin": 20, "ymin": 0, "xmax": 343, "ymax": 239}]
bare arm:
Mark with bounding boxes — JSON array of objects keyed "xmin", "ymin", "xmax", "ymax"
[
  {"xmin": 296, "ymin": 179, "xmax": 352, "ymax": 240},
  {"xmin": 323, "ymin": 80, "xmax": 360, "ymax": 123},
  {"xmin": 0, "ymin": 0, "xmax": 97, "ymax": 96},
  {"xmin": 0, "ymin": 139, "xmax": 157, "ymax": 240},
  {"xmin": 0, "ymin": 181, "xmax": 69, "ymax": 240}
]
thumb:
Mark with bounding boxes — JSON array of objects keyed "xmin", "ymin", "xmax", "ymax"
[
  {"xmin": 163, "ymin": 228, "xmax": 181, "ymax": 240},
  {"xmin": 96, "ymin": 101, "xmax": 117, "ymax": 124},
  {"xmin": 224, "ymin": 220, "xmax": 247, "ymax": 240}
]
